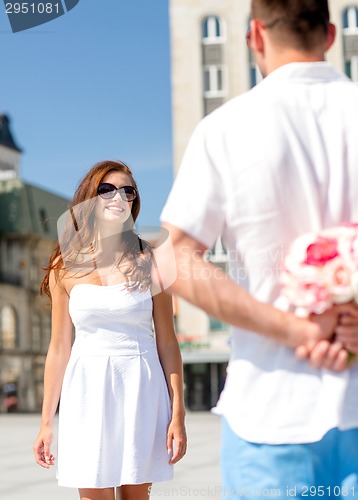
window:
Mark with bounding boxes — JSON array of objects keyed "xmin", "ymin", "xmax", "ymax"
[
  {"xmin": 203, "ymin": 65, "xmax": 226, "ymax": 96},
  {"xmin": 29, "ymin": 257, "xmax": 39, "ymax": 284},
  {"xmin": 201, "ymin": 16, "xmax": 227, "ymax": 115},
  {"xmin": 32, "ymin": 313, "xmax": 41, "ymax": 353},
  {"xmin": 342, "ymin": 7, "xmax": 358, "ymax": 81},
  {"xmin": 202, "ymin": 16, "xmax": 225, "ymax": 42},
  {"xmin": 0, "ymin": 240, "xmax": 22, "ymax": 285},
  {"xmin": 0, "ymin": 306, "xmax": 18, "ymax": 350},
  {"xmin": 343, "ymin": 6, "xmax": 358, "ymax": 30}
]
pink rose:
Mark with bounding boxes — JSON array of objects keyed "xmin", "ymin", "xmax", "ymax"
[
  {"xmin": 304, "ymin": 237, "xmax": 338, "ymax": 266},
  {"xmin": 280, "ymin": 224, "xmax": 358, "ymax": 314}
]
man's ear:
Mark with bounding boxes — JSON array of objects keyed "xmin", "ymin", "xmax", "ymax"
[
  {"xmin": 325, "ymin": 22, "xmax": 336, "ymax": 51},
  {"xmin": 250, "ymin": 19, "xmax": 265, "ymax": 53}
]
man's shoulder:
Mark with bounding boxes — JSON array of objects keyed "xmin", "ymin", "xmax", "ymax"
[{"xmin": 201, "ymin": 87, "xmax": 261, "ymax": 128}]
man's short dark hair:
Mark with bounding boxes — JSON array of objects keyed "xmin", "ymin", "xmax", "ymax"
[{"xmin": 251, "ymin": 0, "xmax": 330, "ymax": 51}]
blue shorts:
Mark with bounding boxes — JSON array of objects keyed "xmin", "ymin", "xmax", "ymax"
[{"xmin": 221, "ymin": 417, "xmax": 358, "ymax": 500}]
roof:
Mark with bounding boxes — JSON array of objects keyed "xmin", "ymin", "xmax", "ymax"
[
  {"xmin": 0, "ymin": 179, "xmax": 69, "ymax": 240},
  {"xmin": 0, "ymin": 115, "xmax": 22, "ymax": 152}
]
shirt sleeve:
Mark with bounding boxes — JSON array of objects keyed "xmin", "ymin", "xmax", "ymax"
[{"xmin": 160, "ymin": 118, "xmax": 226, "ymax": 249}]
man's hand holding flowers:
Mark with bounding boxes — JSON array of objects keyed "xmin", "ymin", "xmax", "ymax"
[
  {"xmin": 280, "ymin": 225, "xmax": 358, "ymax": 371},
  {"xmin": 295, "ymin": 303, "xmax": 358, "ymax": 371}
]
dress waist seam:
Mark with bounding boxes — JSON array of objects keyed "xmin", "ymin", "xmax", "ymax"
[{"xmin": 70, "ymin": 347, "xmax": 157, "ymax": 357}]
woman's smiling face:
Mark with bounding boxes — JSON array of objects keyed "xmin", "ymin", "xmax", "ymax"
[{"xmin": 95, "ymin": 171, "xmax": 134, "ymax": 225}]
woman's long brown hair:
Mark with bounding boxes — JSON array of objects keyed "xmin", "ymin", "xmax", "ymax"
[{"xmin": 41, "ymin": 160, "xmax": 152, "ymax": 299}]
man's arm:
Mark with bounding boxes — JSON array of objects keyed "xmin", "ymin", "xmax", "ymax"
[{"xmin": 161, "ymin": 223, "xmax": 348, "ymax": 370}]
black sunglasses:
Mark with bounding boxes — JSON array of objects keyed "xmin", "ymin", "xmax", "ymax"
[{"xmin": 97, "ymin": 183, "xmax": 137, "ymax": 202}]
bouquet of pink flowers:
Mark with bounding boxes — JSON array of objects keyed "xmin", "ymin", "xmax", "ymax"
[{"xmin": 280, "ymin": 224, "xmax": 358, "ymax": 316}]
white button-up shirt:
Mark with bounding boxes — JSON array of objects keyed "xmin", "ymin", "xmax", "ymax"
[{"xmin": 161, "ymin": 62, "xmax": 358, "ymax": 444}]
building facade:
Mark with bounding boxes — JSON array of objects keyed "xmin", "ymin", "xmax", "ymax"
[
  {"xmin": 0, "ymin": 114, "xmax": 68, "ymax": 412},
  {"xmin": 170, "ymin": 0, "xmax": 358, "ymax": 173},
  {"xmin": 169, "ymin": 0, "xmax": 358, "ymax": 410}
]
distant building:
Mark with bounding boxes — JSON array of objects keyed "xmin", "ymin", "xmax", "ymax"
[
  {"xmin": 0, "ymin": 114, "xmax": 68, "ymax": 412},
  {"xmin": 169, "ymin": 0, "xmax": 358, "ymax": 410},
  {"xmin": 0, "ymin": 114, "xmax": 22, "ymax": 180}
]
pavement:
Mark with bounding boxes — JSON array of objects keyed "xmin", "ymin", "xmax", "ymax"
[{"xmin": 0, "ymin": 411, "xmax": 222, "ymax": 499}]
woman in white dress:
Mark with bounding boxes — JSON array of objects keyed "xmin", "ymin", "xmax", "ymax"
[{"xmin": 33, "ymin": 160, "xmax": 187, "ymax": 500}]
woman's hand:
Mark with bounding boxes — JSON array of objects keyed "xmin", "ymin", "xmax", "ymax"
[
  {"xmin": 167, "ymin": 415, "xmax": 187, "ymax": 465},
  {"xmin": 33, "ymin": 424, "xmax": 55, "ymax": 468}
]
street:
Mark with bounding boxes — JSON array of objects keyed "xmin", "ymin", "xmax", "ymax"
[{"xmin": 0, "ymin": 411, "xmax": 222, "ymax": 499}]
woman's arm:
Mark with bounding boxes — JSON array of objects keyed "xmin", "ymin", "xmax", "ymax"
[
  {"xmin": 152, "ymin": 291, "xmax": 187, "ymax": 465},
  {"xmin": 33, "ymin": 270, "xmax": 73, "ymax": 468}
]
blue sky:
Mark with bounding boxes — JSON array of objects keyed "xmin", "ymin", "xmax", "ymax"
[{"xmin": 0, "ymin": 0, "xmax": 173, "ymax": 227}]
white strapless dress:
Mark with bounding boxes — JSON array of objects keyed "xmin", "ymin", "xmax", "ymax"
[{"xmin": 56, "ymin": 283, "xmax": 173, "ymax": 488}]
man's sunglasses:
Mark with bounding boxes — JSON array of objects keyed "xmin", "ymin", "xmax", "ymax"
[{"xmin": 97, "ymin": 183, "xmax": 137, "ymax": 202}]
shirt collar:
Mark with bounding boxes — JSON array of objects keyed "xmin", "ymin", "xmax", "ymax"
[{"xmin": 263, "ymin": 61, "xmax": 349, "ymax": 84}]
